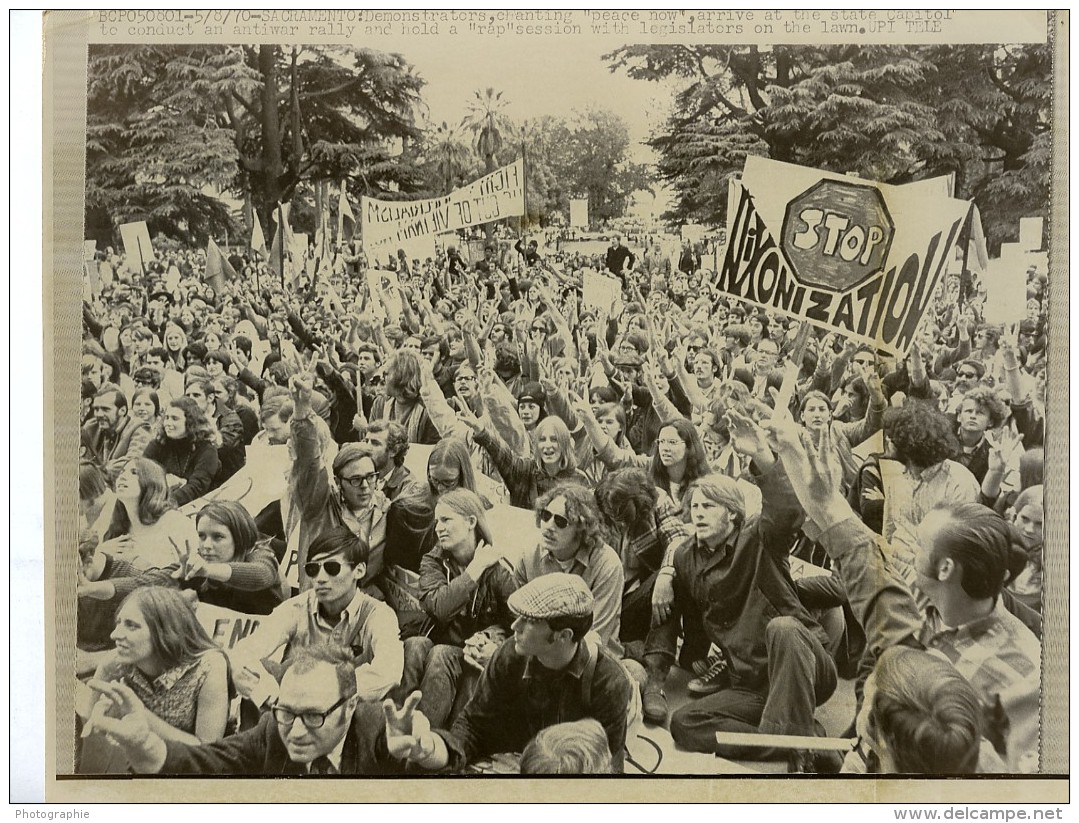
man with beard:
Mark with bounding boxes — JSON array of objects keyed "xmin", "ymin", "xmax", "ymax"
[{"xmin": 80, "ymin": 387, "xmax": 153, "ymax": 483}]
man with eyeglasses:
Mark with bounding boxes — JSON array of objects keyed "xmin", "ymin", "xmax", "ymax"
[
  {"xmin": 89, "ymin": 644, "xmax": 408, "ymax": 775},
  {"xmin": 383, "ymin": 573, "xmax": 633, "ymax": 773},
  {"xmin": 288, "ymin": 374, "xmax": 393, "ymax": 587},
  {"xmin": 231, "ymin": 527, "xmax": 403, "ymax": 710},
  {"xmin": 513, "ymin": 484, "xmax": 624, "ymax": 654}
]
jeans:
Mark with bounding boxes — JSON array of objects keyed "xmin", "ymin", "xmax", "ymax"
[
  {"xmin": 669, "ymin": 615, "xmax": 838, "ymax": 759},
  {"xmin": 399, "ymin": 636, "xmax": 470, "ymax": 728}
]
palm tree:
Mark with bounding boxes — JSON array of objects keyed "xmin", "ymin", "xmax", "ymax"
[
  {"xmin": 462, "ymin": 87, "xmax": 513, "ymax": 240},
  {"xmin": 428, "ymin": 121, "xmax": 472, "ymax": 195}
]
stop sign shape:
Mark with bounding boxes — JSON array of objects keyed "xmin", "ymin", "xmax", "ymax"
[{"xmin": 781, "ymin": 180, "xmax": 894, "ymax": 292}]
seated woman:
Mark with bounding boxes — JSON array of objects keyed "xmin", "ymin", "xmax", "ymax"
[
  {"xmin": 100, "ymin": 458, "xmax": 196, "ymax": 570},
  {"xmin": 384, "ymin": 437, "xmax": 482, "ymax": 573},
  {"xmin": 461, "ymin": 408, "xmax": 590, "ymax": 509},
  {"xmin": 174, "ymin": 501, "xmax": 284, "ymax": 616},
  {"xmin": 405, "ymin": 489, "xmax": 518, "ymax": 727},
  {"xmin": 80, "ymin": 586, "xmax": 229, "ymax": 773},
  {"xmin": 1006, "ymin": 485, "xmax": 1043, "ymax": 615},
  {"xmin": 143, "ymin": 396, "xmax": 221, "ymax": 507}
]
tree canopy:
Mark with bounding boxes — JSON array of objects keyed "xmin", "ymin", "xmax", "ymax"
[
  {"xmin": 607, "ymin": 43, "xmax": 1050, "ymax": 250},
  {"xmin": 85, "ymin": 44, "xmax": 426, "ymax": 245}
]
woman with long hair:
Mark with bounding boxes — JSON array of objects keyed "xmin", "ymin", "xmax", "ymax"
[
  {"xmin": 407, "ymin": 489, "xmax": 518, "ymax": 727},
  {"xmin": 101, "ymin": 458, "xmax": 196, "ymax": 570},
  {"xmin": 173, "ymin": 501, "xmax": 284, "ymax": 615},
  {"xmin": 162, "ymin": 322, "xmax": 189, "ymax": 371},
  {"xmin": 462, "ymin": 410, "xmax": 589, "ymax": 508},
  {"xmin": 384, "ymin": 438, "xmax": 480, "ymax": 573},
  {"xmin": 143, "ymin": 396, "xmax": 221, "ymax": 506},
  {"xmin": 81, "ymin": 587, "xmax": 229, "ymax": 773}
]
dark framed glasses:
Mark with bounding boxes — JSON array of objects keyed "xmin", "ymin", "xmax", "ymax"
[
  {"xmin": 956, "ymin": 370, "xmax": 979, "ymax": 380},
  {"xmin": 539, "ymin": 509, "xmax": 570, "ymax": 529},
  {"xmin": 272, "ymin": 694, "xmax": 348, "ymax": 730},
  {"xmin": 339, "ymin": 472, "xmax": 377, "ymax": 489},
  {"xmin": 304, "ymin": 559, "xmax": 351, "ymax": 578},
  {"xmin": 429, "ymin": 475, "xmax": 460, "ymax": 493}
]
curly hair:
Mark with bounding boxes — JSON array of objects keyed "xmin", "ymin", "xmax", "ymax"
[
  {"xmin": 535, "ymin": 482, "xmax": 607, "ymax": 557},
  {"xmin": 159, "ymin": 396, "xmax": 216, "ymax": 446},
  {"xmin": 883, "ymin": 400, "xmax": 958, "ymax": 470},
  {"xmin": 366, "ymin": 419, "xmax": 410, "ymax": 468},
  {"xmin": 594, "ymin": 467, "xmax": 658, "ymax": 533},
  {"xmin": 958, "ymin": 387, "xmax": 1010, "ymax": 429}
]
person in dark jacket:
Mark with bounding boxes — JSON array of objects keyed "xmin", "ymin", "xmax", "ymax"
[
  {"xmin": 172, "ymin": 501, "xmax": 284, "ymax": 616},
  {"xmin": 143, "ymin": 396, "xmax": 220, "ymax": 507},
  {"xmin": 642, "ymin": 409, "xmax": 837, "ymax": 768},
  {"xmin": 86, "ymin": 644, "xmax": 408, "ymax": 775},
  {"xmin": 403, "ymin": 489, "xmax": 519, "ymax": 727}
]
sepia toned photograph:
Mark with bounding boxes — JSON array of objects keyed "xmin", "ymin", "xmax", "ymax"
[{"xmin": 39, "ymin": 9, "xmax": 1067, "ymax": 805}]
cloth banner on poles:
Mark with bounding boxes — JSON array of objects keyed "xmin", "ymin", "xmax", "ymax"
[
  {"xmin": 339, "ymin": 183, "xmax": 357, "ymax": 243},
  {"xmin": 118, "ymin": 221, "xmax": 154, "ymax": 272},
  {"xmin": 204, "ymin": 237, "xmax": 238, "ymax": 296},
  {"xmin": 361, "ymin": 160, "xmax": 525, "ymax": 259},
  {"xmin": 251, "ymin": 211, "xmax": 268, "ymax": 258},
  {"xmin": 717, "ymin": 157, "xmax": 975, "ymax": 358}
]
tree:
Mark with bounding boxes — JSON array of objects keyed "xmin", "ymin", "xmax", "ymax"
[
  {"xmin": 607, "ymin": 44, "xmax": 1050, "ymax": 250},
  {"xmin": 85, "ymin": 44, "xmax": 427, "ymax": 246},
  {"xmin": 421, "ymin": 121, "xmax": 477, "ymax": 195},
  {"xmin": 462, "ymin": 87, "xmax": 514, "ymax": 240},
  {"xmin": 85, "ymin": 45, "xmax": 256, "ymax": 245}
]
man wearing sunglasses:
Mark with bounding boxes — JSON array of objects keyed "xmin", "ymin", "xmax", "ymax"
[
  {"xmin": 513, "ymin": 485, "xmax": 624, "ymax": 655},
  {"xmin": 89, "ymin": 644, "xmax": 407, "ymax": 775},
  {"xmin": 383, "ymin": 573, "xmax": 633, "ymax": 773},
  {"xmin": 231, "ymin": 527, "xmax": 403, "ymax": 709}
]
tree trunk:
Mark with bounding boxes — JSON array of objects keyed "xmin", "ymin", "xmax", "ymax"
[
  {"xmin": 258, "ymin": 45, "xmax": 285, "ymax": 232},
  {"xmin": 483, "ymin": 151, "xmax": 496, "ymax": 244}
]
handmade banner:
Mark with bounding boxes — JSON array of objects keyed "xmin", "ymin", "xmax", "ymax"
[
  {"xmin": 118, "ymin": 221, "xmax": 155, "ymax": 273},
  {"xmin": 717, "ymin": 157, "xmax": 974, "ymax": 358},
  {"xmin": 361, "ymin": 160, "xmax": 525, "ymax": 258},
  {"xmin": 583, "ymin": 269, "xmax": 623, "ymax": 315},
  {"xmin": 196, "ymin": 601, "xmax": 267, "ymax": 651},
  {"xmin": 569, "ymin": 197, "xmax": 589, "ymax": 229},
  {"xmin": 179, "ymin": 443, "xmax": 292, "ymax": 519}
]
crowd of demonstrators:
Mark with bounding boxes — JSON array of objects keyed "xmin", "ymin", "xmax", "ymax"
[{"xmin": 76, "ymin": 225, "xmax": 1048, "ymax": 775}]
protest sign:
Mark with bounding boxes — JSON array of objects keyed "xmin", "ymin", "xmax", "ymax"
[
  {"xmin": 717, "ymin": 157, "xmax": 974, "ymax": 357},
  {"xmin": 982, "ymin": 242, "xmax": 1045, "ymax": 325},
  {"xmin": 361, "ymin": 159, "xmax": 525, "ymax": 258},
  {"xmin": 196, "ymin": 602, "xmax": 266, "ymax": 651},
  {"xmin": 179, "ymin": 444, "xmax": 292, "ymax": 519},
  {"xmin": 570, "ymin": 197, "xmax": 589, "ymax": 229},
  {"xmin": 1019, "ymin": 217, "xmax": 1044, "ymax": 251},
  {"xmin": 83, "ymin": 240, "xmax": 97, "ymax": 261},
  {"xmin": 583, "ymin": 269, "xmax": 623, "ymax": 315},
  {"xmin": 367, "ymin": 268, "xmax": 404, "ymax": 320},
  {"xmin": 118, "ymin": 221, "xmax": 154, "ymax": 273}
]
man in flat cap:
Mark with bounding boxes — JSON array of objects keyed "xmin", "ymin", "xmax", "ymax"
[{"xmin": 382, "ymin": 573, "xmax": 633, "ymax": 773}]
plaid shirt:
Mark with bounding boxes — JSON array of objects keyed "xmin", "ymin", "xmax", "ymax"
[
  {"xmin": 920, "ymin": 601, "xmax": 1041, "ymax": 773},
  {"xmin": 812, "ymin": 517, "xmax": 1041, "ymax": 774}
]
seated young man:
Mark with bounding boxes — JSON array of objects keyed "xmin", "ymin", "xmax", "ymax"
[
  {"xmin": 383, "ymin": 573, "xmax": 633, "ymax": 773},
  {"xmin": 230, "ymin": 528, "xmax": 403, "ymax": 708}
]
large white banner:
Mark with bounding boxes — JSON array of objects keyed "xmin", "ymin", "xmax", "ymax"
[
  {"xmin": 361, "ymin": 160, "xmax": 525, "ymax": 258},
  {"xmin": 570, "ymin": 197, "xmax": 589, "ymax": 229},
  {"xmin": 718, "ymin": 157, "xmax": 975, "ymax": 358}
]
